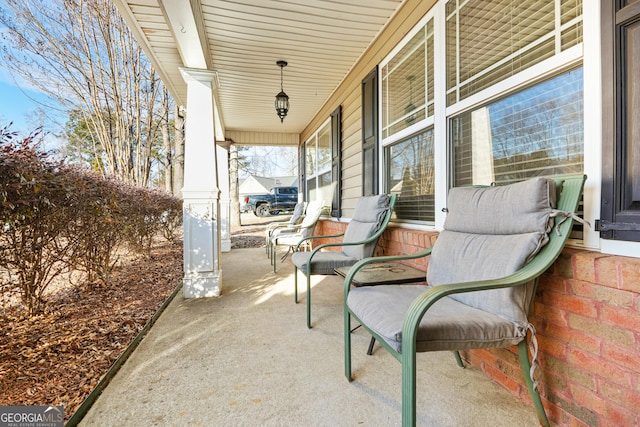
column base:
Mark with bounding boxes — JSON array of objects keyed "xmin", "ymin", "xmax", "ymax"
[{"xmin": 183, "ymin": 270, "xmax": 222, "ymax": 298}]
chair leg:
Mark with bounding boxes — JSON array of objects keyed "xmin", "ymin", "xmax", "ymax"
[
  {"xmin": 306, "ymin": 272, "xmax": 312, "ymax": 329},
  {"xmin": 294, "ymin": 266, "xmax": 298, "ymax": 303},
  {"xmin": 270, "ymin": 241, "xmax": 274, "ymax": 264},
  {"xmin": 280, "ymin": 246, "xmax": 292, "ymax": 262},
  {"xmin": 518, "ymin": 341, "xmax": 550, "ymax": 427},
  {"xmin": 454, "ymin": 351, "xmax": 464, "ymax": 368},
  {"xmin": 348, "ymin": 325, "xmax": 375, "ymax": 354},
  {"xmin": 401, "ymin": 344, "xmax": 418, "ymax": 426},
  {"xmin": 273, "ymin": 244, "xmax": 277, "ymax": 273},
  {"xmin": 367, "ymin": 337, "xmax": 376, "ymax": 355},
  {"xmin": 345, "ymin": 310, "xmax": 353, "ymax": 381}
]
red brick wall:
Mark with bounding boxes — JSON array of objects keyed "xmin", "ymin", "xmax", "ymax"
[{"xmin": 316, "ymin": 220, "xmax": 640, "ymax": 427}]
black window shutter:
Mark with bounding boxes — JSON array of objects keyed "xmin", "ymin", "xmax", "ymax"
[
  {"xmin": 362, "ymin": 67, "xmax": 379, "ymax": 196},
  {"xmin": 331, "ymin": 105, "xmax": 342, "ymax": 217},
  {"xmin": 598, "ymin": 1, "xmax": 640, "ymax": 241},
  {"xmin": 300, "ymin": 144, "xmax": 306, "ymax": 200}
]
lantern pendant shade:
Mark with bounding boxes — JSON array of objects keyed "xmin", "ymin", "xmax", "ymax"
[
  {"xmin": 275, "ymin": 90, "xmax": 289, "ymax": 123},
  {"xmin": 275, "ymin": 60, "xmax": 289, "ymax": 123}
]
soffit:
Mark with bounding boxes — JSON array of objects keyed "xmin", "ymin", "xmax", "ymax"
[{"xmin": 113, "ymin": 0, "xmax": 405, "ymax": 138}]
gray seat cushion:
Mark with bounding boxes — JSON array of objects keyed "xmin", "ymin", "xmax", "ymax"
[
  {"xmin": 272, "ymin": 200, "xmax": 326, "ymax": 247},
  {"xmin": 290, "ymin": 201, "xmax": 306, "ymax": 224},
  {"xmin": 265, "ymin": 202, "xmax": 306, "ymax": 239},
  {"xmin": 347, "ymin": 285, "xmax": 526, "ymax": 353},
  {"xmin": 347, "ymin": 177, "xmax": 556, "ymax": 353},
  {"xmin": 442, "ymin": 177, "xmax": 556, "ymax": 236},
  {"xmin": 296, "ymin": 200, "xmax": 325, "ymax": 229},
  {"xmin": 270, "ymin": 227, "xmax": 299, "ymax": 240},
  {"xmin": 292, "ymin": 195, "xmax": 390, "ymax": 276},
  {"xmin": 342, "ymin": 194, "xmax": 390, "ymax": 259},
  {"xmin": 292, "ymin": 251, "xmax": 358, "ymax": 275},
  {"xmin": 427, "ymin": 177, "xmax": 556, "ymax": 324},
  {"xmin": 274, "ymin": 232, "xmax": 309, "ymax": 247}
]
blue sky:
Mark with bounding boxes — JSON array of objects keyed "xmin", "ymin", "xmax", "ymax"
[
  {"xmin": 0, "ymin": 79, "xmax": 44, "ymax": 133},
  {"xmin": 0, "ymin": 74, "xmax": 68, "ymax": 137},
  {"xmin": 0, "ymin": 69, "xmax": 67, "ymax": 151}
]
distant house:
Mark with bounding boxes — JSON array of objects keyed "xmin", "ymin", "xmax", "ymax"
[{"xmin": 238, "ymin": 175, "xmax": 298, "ymax": 211}]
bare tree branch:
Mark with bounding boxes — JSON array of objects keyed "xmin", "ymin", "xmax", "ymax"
[{"xmin": 0, "ymin": 0, "xmax": 175, "ymax": 187}]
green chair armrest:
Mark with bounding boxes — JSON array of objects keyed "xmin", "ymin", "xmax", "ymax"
[
  {"xmin": 343, "ymin": 248, "xmax": 433, "ymax": 298},
  {"xmin": 294, "ymin": 232, "xmax": 345, "ymax": 251},
  {"xmin": 401, "ymin": 174, "xmax": 588, "ymax": 354},
  {"xmin": 267, "ymin": 222, "xmax": 296, "ymax": 232},
  {"xmin": 302, "ymin": 194, "xmax": 398, "ymax": 269}
]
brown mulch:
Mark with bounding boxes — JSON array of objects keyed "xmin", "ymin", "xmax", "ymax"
[
  {"xmin": 0, "ymin": 224, "xmax": 267, "ymax": 423},
  {"xmin": 231, "ymin": 212, "xmax": 292, "ymax": 249},
  {"xmin": 0, "ymin": 240, "xmax": 182, "ymax": 422},
  {"xmin": 230, "ymin": 224, "xmax": 268, "ymax": 249}
]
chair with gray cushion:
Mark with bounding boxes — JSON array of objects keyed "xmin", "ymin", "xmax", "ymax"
[
  {"xmin": 292, "ymin": 194, "xmax": 397, "ymax": 328},
  {"xmin": 265, "ymin": 201, "xmax": 306, "ymax": 258},
  {"xmin": 344, "ymin": 175, "xmax": 587, "ymax": 427},
  {"xmin": 270, "ymin": 200, "xmax": 327, "ymax": 272}
]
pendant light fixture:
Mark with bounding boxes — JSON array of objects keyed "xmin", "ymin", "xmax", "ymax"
[
  {"xmin": 275, "ymin": 60, "xmax": 289, "ymax": 123},
  {"xmin": 404, "ymin": 75, "xmax": 417, "ymax": 125}
]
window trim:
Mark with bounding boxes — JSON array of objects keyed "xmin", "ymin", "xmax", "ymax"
[
  {"xmin": 330, "ymin": 105, "xmax": 342, "ymax": 217},
  {"xmin": 383, "ymin": 127, "xmax": 436, "ymax": 224},
  {"xmin": 374, "ymin": 0, "xmax": 606, "ymax": 253},
  {"xmin": 379, "ymin": 10, "xmax": 437, "ymax": 222},
  {"xmin": 380, "ymin": 11, "xmax": 435, "ymax": 149},
  {"xmin": 303, "ymin": 117, "xmax": 332, "ymax": 204}
]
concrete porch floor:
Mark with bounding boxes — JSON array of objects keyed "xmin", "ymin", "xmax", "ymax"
[{"xmin": 80, "ymin": 247, "xmax": 542, "ymax": 426}]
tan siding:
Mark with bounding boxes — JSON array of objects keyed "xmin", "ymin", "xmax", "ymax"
[{"xmin": 225, "ymin": 131, "xmax": 299, "ymax": 146}]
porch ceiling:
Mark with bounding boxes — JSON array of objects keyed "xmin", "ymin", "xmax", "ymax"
[{"xmin": 112, "ymin": 0, "xmax": 406, "ymax": 140}]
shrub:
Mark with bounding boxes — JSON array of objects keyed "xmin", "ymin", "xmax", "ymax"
[
  {"xmin": 0, "ymin": 126, "xmax": 74, "ymax": 315},
  {"xmin": 0, "ymin": 124, "xmax": 183, "ymax": 315},
  {"xmin": 65, "ymin": 171, "xmax": 126, "ymax": 284}
]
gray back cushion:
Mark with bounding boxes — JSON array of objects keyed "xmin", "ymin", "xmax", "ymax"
[
  {"xmin": 426, "ymin": 177, "xmax": 556, "ymax": 324},
  {"xmin": 342, "ymin": 194, "xmax": 390, "ymax": 260},
  {"xmin": 298, "ymin": 200, "xmax": 324, "ymax": 229},
  {"xmin": 289, "ymin": 201, "xmax": 306, "ymax": 225}
]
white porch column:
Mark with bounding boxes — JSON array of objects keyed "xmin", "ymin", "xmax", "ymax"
[
  {"xmin": 217, "ymin": 143, "xmax": 231, "ymax": 252},
  {"xmin": 180, "ymin": 68, "xmax": 222, "ymax": 298}
]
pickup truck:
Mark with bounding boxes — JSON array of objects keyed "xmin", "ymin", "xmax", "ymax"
[{"xmin": 244, "ymin": 186, "xmax": 299, "ymax": 217}]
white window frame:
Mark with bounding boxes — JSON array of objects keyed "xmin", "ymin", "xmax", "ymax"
[
  {"xmin": 376, "ymin": 0, "xmax": 610, "ymax": 253},
  {"xmin": 379, "ymin": 11, "xmax": 437, "ymax": 226},
  {"xmin": 304, "ymin": 117, "xmax": 332, "ymax": 203}
]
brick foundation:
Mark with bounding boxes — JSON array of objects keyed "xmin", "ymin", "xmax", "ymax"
[{"xmin": 316, "ymin": 220, "xmax": 640, "ymax": 426}]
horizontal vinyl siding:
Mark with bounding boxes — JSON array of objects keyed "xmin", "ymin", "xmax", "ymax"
[
  {"xmin": 340, "ymin": 90, "xmax": 363, "ymax": 216},
  {"xmin": 225, "ymin": 131, "xmax": 299, "ymax": 146}
]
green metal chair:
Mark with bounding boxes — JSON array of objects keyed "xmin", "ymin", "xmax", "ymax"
[
  {"xmin": 344, "ymin": 175, "xmax": 587, "ymax": 427},
  {"xmin": 265, "ymin": 201, "xmax": 306, "ymax": 258},
  {"xmin": 292, "ymin": 194, "xmax": 397, "ymax": 329},
  {"xmin": 270, "ymin": 200, "xmax": 327, "ymax": 272}
]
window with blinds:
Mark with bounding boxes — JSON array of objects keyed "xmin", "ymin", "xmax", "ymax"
[
  {"xmin": 445, "ymin": 0, "xmax": 583, "ymax": 106},
  {"xmin": 305, "ymin": 120, "xmax": 332, "ymax": 203},
  {"xmin": 385, "ymin": 129, "xmax": 435, "ymax": 222},
  {"xmin": 376, "ymin": 0, "xmax": 583, "ymax": 227},
  {"xmin": 381, "ymin": 19, "xmax": 434, "ymax": 139},
  {"xmin": 451, "ymin": 67, "xmax": 583, "ymax": 187}
]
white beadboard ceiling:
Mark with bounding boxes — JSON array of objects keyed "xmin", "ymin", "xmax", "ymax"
[{"xmin": 113, "ymin": 0, "xmax": 405, "ymax": 140}]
